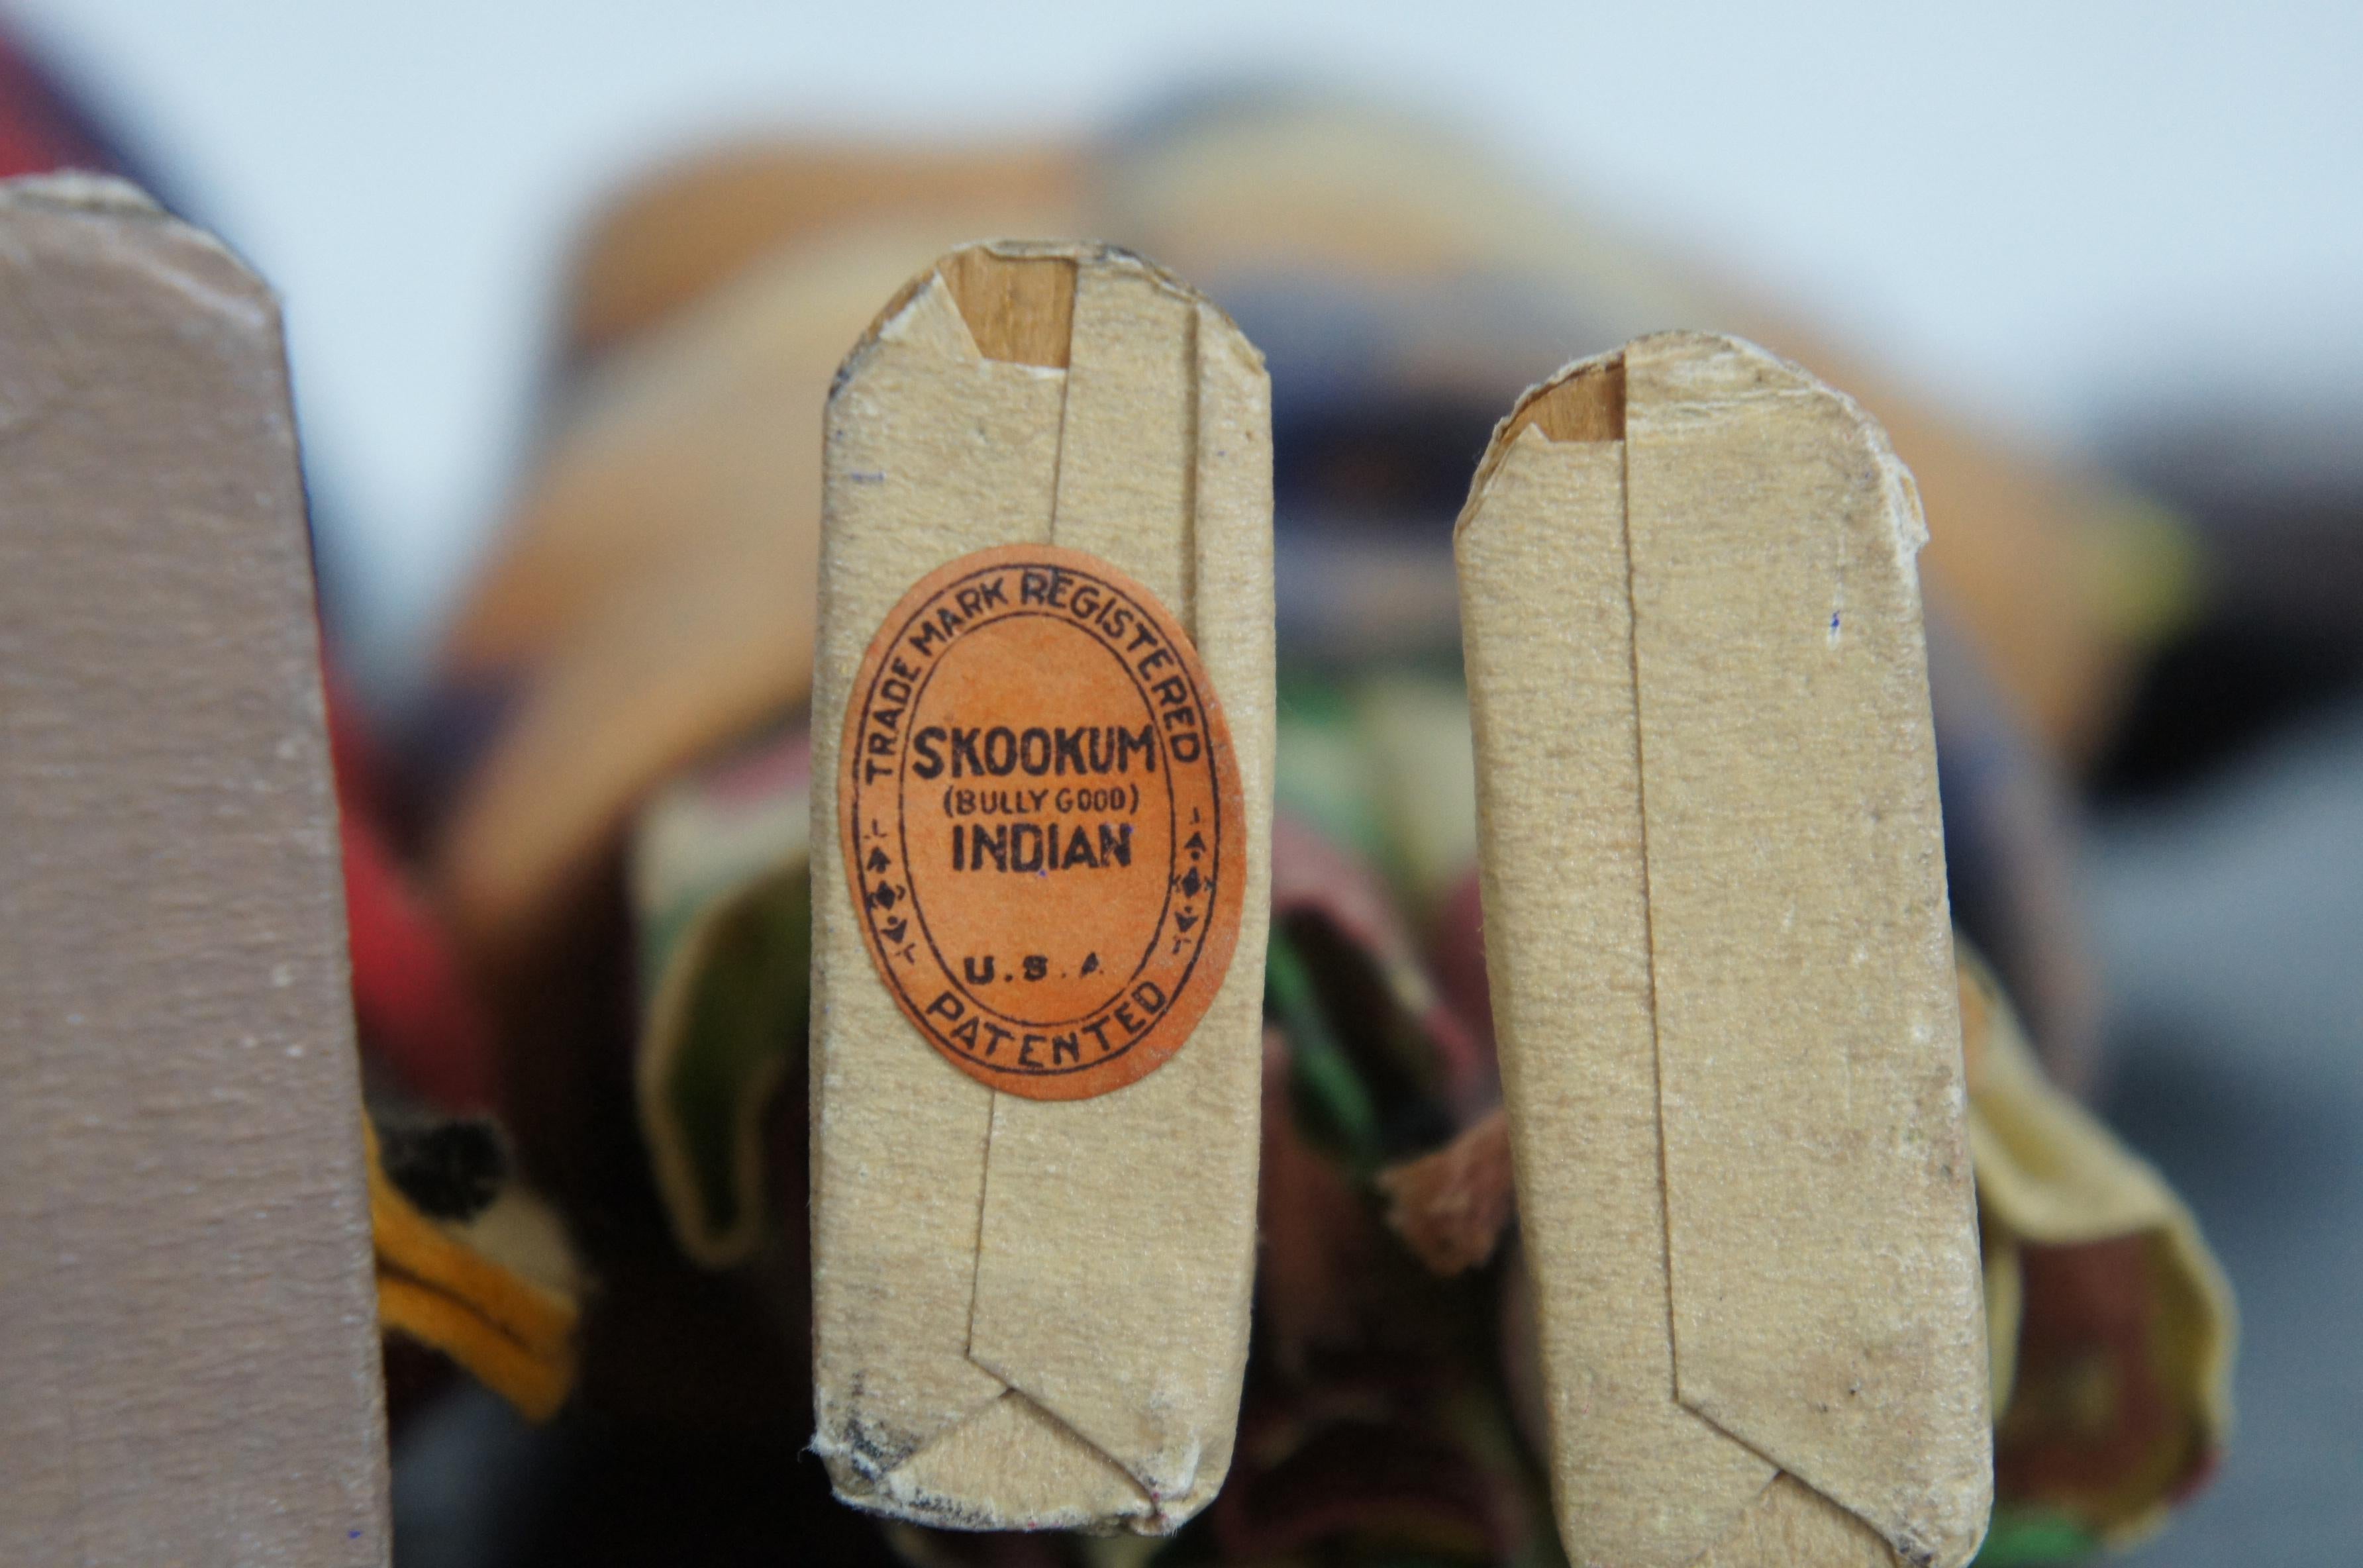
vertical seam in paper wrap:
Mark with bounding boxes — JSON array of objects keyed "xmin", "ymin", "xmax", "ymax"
[
  {"xmin": 963, "ymin": 254, "xmax": 1083, "ymax": 1366},
  {"xmin": 1176, "ymin": 305, "xmax": 1201, "ymax": 630},
  {"xmin": 936, "ymin": 259, "xmax": 1253, "ymax": 1519},
  {"xmin": 1617, "ymin": 416, "xmax": 1687, "ymax": 1400}
]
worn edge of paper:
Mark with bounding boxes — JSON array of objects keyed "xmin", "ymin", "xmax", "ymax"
[
  {"xmin": 1456, "ymin": 331, "xmax": 1989, "ymax": 1568},
  {"xmin": 0, "ymin": 172, "xmax": 390, "ymax": 1563},
  {"xmin": 808, "ymin": 239, "xmax": 1272, "ymax": 1533}
]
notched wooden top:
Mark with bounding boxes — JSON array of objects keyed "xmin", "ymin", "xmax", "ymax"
[{"xmin": 833, "ymin": 238, "xmax": 1261, "ymax": 395}]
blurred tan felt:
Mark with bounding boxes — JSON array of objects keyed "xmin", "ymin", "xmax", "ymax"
[
  {"xmin": 563, "ymin": 142, "xmax": 1081, "ymax": 354},
  {"xmin": 438, "ymin": 105, "xmax": 2150, "ymax": 961},
  {"xmin": 1956, "ymin": 952, "xmax": 2235, "ymax": 1545},
  {"xmin": 443, "ymin": 203, "xmax": 1082, "ymax": 685},
  {"xmin": 433, "ymin": 213, "xmax": 1076, "ymax": 957}
]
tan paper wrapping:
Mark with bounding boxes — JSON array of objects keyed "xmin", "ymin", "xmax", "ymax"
[
  {"xmin": 1458, "ymin": 333, "xmax": 1989, "ymax": 1567},
  {"xmin": 0, "ymin": 175, "xmax": 389, "ymax": 1563},
  {"xmin": 809, "ymin": 243, "xmax": 1274, "ymax": 1531}
]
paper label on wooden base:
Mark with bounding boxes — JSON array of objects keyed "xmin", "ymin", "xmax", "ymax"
[{"xmin": 839, "ymin": 543, "xmax": 1246, "ymax": 1099}]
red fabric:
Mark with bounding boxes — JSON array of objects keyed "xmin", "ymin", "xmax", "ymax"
[
  {"xmin": 0, "ymin": 38, "xmax": 128, "ymax": 179},
  {"xmin": 330, "ymin": 686, "xmax": 499, "ymax": 1112}
]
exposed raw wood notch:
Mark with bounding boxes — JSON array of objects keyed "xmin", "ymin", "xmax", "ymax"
[
  {"xmin": 942, "ymin": 248, "xmax": 1078, "ymax": 368},
  {"xmin": 1510, "ymin": 356, "xmax": 1625, "ymax": 444}
]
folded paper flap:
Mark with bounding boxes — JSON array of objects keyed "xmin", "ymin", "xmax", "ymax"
[
  {"xmin": 1625, "ymin": 334, "xmax": 1989, "ymax": 1566},
  {"xmin": 1459, "ymin": 428, "xmax": 1782, "ymax": 1568},
  {"xmin": 1962, "ymin": 962, "xmax": 2186, "ymax": 1247},
  {"xmin": 636, "ymin": 857, "xmax": 807, "ymax": 1267},
  {"xmin": 1693, "ymin": 1476, "xmax": 1902, "ymax": 1568},
  {"xmin": 869, "ymin": 262, "xmax": 989, "ymax": 362},
  {"xmin": 810, "ymin": 258, "xmax": 1066, "ymax": 1485},
  {"xmin": 967, "ymin": 1075, "xmax": 1244, "ymax": 1503},
  {"xmin": 964, "ymin": 256, "xmax": 1270, "ymax": 1518},
  {"xmin": 1962, "ymin": 958, "xmax": 2235, "ymax": 1547},
  {"xmin": 815, "ymin": 243, "xmax": 1270, "ymax": 1530},
  {"xmin": 878, "ymin": 1391, "xmax": 1150, "ymax": 1530}
]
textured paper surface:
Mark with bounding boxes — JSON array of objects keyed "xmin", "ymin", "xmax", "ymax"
[
  {"xmin": 0, "ymin": 175, "xmax": 389, "ymax": 1563},
  {"xmin": 1458, "ymin": 332, "xmax": 1988, "ymax": 1568},
  {"xmin": 809, "ymin": 243, "xmax": 1274, "ymax": 1530}
]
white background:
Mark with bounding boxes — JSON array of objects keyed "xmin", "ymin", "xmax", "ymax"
[{"xmin": 14, "ymin": 1, "xmax": 2360, "ymax": 696}]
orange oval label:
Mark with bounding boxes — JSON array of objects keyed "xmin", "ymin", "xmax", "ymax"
[{"xmin": 840, "ymin": 544, "xmax": 1246, "ymax": 1100}]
